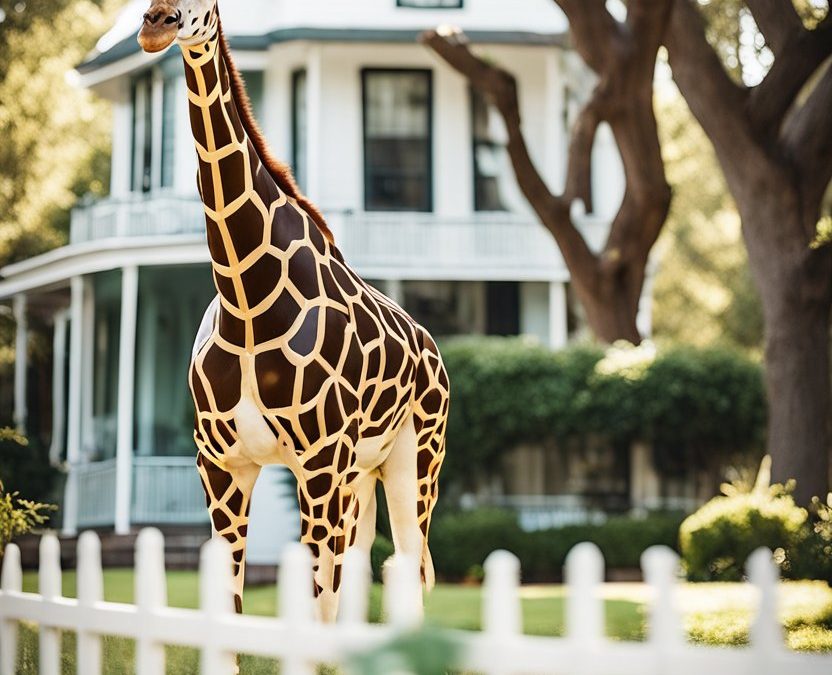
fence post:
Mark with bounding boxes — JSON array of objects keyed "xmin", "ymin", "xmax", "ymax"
[
  {"xmin": 748, "ymin": 548, "xmax": 783, "ymax": 655},
  {"xmin": 0, "ymin": 543, "xmax": 22, "ymax": 675},
  {"xmin": 483, "ymin": 550, "xmax": 522, "ymax": 675},
  {"xmin": 279, "ymin": 543, "xmax": 315, "ymax": 675},
  {"xmin": 565, "ymin": 542, "xmax": 604, "ymax": 645},
  {"xmin": 199, "ymin": 538, "xmax": 237, "ymax": 675},
  {"xmin": 383, "ymin": 554, "xmax": 422, "ymax": 631},
  {"xmin": 136, "ymin": 529, "xmax": 167, "ymax": 675},
  {"xmin": 77, "ymin": 532, "xmax": 103, "ymax": 675},
  {"xmin": 339, "ymin": 548, "xmax": 370, "ymax": 625},
  {"xmin": 38, "ymin": 534, "xmax": 62, "ymax": 675}
]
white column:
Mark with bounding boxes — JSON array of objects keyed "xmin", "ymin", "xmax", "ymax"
[
  {"xmin": 12, "ymin": 295, "xmax": 28, "ymax": 434},
  {"xmin": 305, "ymin": 46, "xmax": 323, "ymax": 200},
  {"xmin": 63, "ymin": 277, "xmax": 85, "ymax": 536},
  {"xmin": 48, "ymin": 311, "xmax": 69, "ymax": 467},
  {"xmin": 115, "ymin": 266, "xmax": 139, "ymax": 536},
  {"xmin": 110, "ymin": 85, "xmax": 134, "ymax": 199},
  {"xmin": 384, "ymin": 279, "xmax": 404, "ymax": 306},
  {"xmin": 548, "ymin": 281, "xmax": 568, "ymax": 350}
]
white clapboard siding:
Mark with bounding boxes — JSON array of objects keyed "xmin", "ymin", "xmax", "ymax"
[{"xmin": 1, "ymin": 532, "xmax": 831, "ymax": 675}]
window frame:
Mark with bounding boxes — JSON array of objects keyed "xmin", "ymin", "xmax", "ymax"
[
  {"xmin": 396, "ymin": 0, "xmax": 463, "ymax": 8},
  {"xmin": 361, "ymin": 67, "xmax": 434, "ymax": 213}
]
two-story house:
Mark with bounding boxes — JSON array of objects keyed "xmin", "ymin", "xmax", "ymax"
[{"xmin": 0, "ymin": 0, "xmax": 631, "ymax": 562}]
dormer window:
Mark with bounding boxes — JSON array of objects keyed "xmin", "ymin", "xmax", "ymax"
[{"xmin": 397, "ymin": 0, "xmax": 463, "ymax": 8}]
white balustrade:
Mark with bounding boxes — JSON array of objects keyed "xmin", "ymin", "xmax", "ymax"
[{"xmin": 1, "ymin": 532, "xmax": 831, "ymax": 675}]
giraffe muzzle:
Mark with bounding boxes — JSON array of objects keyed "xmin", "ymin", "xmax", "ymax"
[{"xmin": 137, "ymin": 2, "xmax": 180, "ymax": 53}]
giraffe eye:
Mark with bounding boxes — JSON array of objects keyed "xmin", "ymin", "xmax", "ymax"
[{"xmin": 164, "ymin": 15, "xmax": 177, "ymax": 25}]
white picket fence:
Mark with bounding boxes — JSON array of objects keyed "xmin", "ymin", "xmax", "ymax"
[{"xmin": 1, "ymin": 532, "xmax": 831, "ymax": 675}]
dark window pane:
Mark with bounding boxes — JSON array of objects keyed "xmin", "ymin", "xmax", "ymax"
[
  {"xmin": 131, "ymin": 73, "xmax": 153, "ymax": 193},
  {"xmin": 161, "ymin": 75, "xmax": 177, "ymax": 188},
  {"xmin": 486, "ymin": 281, "xmax": 520, "ymax": 336},
  {"xmin": 363, "ymin": 70, "xmax": 432, "ymax": 211}
]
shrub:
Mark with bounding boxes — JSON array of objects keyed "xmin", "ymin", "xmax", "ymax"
[
  {"xmin": 0, "ymin": 478, "xmax": 56, "ymax": 558},
  {"xmin": 371, "ymin": 534, "xmax": 394, "ymax": 582},
  {"xmin": 428, "ymin": 509, "xmax": 685, "ymax": 582},
  {"xmin": 438, "ymin": 337, "xmax": 766, "ymax": 493},
  {"xmin": 679, "ymin": 459, "xmax": 811, "ymax": 581}
]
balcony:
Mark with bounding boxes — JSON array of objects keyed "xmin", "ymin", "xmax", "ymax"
[{"xmin": 70, "ymin": 195, "xmax": 609, "ymax": 280}]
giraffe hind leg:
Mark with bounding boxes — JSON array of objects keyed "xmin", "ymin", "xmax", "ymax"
[{"xmin": 196, "ymin": 451, "xmax": 260, "ymax": 613}]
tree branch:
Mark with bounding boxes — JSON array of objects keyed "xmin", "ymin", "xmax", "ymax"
[
  {"xmin": 750, "ymin": 14, "xmax": 832, "ymax": 141},
  {"xmin": 783, "ymin": 61, "xmax": 832, "ymax": 208},
  {"xmin": 665, "ymin": 0, "xmax": 762, "ymax": 182},
  {"xmin": 420, "ymin": 28, "xmax": 599, "ymax": 277},
  {"xmin": 551, "ymin": 0, "xmax": 621, "ymax": 74},
  {"xmin": 744, "ymin": 0, "xmax": 803, "ymax": 54}
]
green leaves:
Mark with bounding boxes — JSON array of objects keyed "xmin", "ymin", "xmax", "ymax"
[{"xmin": 440, "ymin": 337, "xmax": 766, "ymax": 493}]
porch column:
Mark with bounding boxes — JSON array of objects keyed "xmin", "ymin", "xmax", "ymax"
[
  {"xmin": 548, "ymin": 281, "xmax": 568, "ymax": 350},
  {"xmin": 12, "ymin": 294, "xmax": 28, "ymax": 433},
  {"xmin": 48, "ymin": 311, "xmax": 69, "ymax": 466},
  {"xmin": 305, "ymin": 46, "xmax": 323, "ymax": 200},
  {"xmin": 385, "ymin": 279, "xmax": 405, "ymax": 306},
  {"xmin": 63, "ymin": 277, "xmax": 85, "ymax": 536},
  {"xmin": 115, "ymin": 265, "xmax": 139, "ymax": 535}
]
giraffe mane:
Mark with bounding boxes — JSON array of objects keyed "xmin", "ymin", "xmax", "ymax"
[{"xmin": 216, "ymin": 21, "xmax": 335, "ymax": 245}]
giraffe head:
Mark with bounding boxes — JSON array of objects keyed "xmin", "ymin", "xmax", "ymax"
[{"xmin": 137, "ymin": 0, "xmax": 218, "ymax": 53}]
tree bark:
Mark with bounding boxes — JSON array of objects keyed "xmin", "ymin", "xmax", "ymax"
[
  {"xmin": 421, "ymin": 0, "xmax": 673, "ymax": 345},
  {"xmin": 666, "ymin": 0, "xmax": 832, "ymax": 502}
]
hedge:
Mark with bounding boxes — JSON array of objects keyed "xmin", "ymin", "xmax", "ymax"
[
  {"xmin": 440, "ymin": 338, "xmax": 766, "ymax": 489},
  {"xmin": 428, "ymin": 509, "xmax": 686, "ymax": 582}
]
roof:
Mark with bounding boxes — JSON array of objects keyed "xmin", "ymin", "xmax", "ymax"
[
  {"xmin": 78, "ymin": 27, "xmax": 567, "ymax": 73},
  {"xmin": 78, "ymin": 0, "xmax": 568, "ymax": 75}
]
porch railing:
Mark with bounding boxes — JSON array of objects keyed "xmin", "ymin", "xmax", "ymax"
[{"xmin": 74, "ymin": 457, "xmax": 209, "ymax": 529}]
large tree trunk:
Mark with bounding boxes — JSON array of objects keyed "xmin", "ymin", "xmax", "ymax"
[
  {"xmin": 740, "ymin": 190, "xmax": 832, "ymax": 504},
  {"xmin": 665, "ymin": 0, "xmax": 832, "ymax": 502}
]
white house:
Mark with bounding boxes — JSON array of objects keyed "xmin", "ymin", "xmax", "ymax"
[{"xmin": 0, "ymin": 0, "xmax": 630, "ymax": 561}]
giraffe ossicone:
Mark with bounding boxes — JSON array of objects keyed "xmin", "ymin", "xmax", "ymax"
[{"xmin": 138, "ymin": 0, "xmax": 450, "ymax": 623}]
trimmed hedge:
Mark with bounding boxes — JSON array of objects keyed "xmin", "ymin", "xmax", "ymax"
[
  {"xmin": 440, "ymin": 338, "xmax": 766, "ymax": 490},
  {"xmin": 428, "ymin": 509, "xmax": 686, "ymax": 582}
]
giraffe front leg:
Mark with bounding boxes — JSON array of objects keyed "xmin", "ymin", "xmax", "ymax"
[
  {"xmin": 196, "ymin": 453, "xmax": 260, "ymax": 613},
  {"xmin": 297, "ymin": 472, "xmax": 360, "ymax": 623}
]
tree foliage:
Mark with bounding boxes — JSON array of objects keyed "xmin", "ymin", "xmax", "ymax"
[
  {"xmin": 440, "ymin": 337, "xmax": 766, "ymax": 492},
  {"xmin": 0, "ymin": 0, "xmax": 115, "ymax": 267}
]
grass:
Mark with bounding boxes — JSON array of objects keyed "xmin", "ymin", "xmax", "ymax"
[{"xmin": 13, "ymin": 570, "xmax": 832, "ymax": 674}]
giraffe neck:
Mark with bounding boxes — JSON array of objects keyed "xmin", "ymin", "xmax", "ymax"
[{"xmin": 182, "ymin": 28, "xmax": 324, "ymax": 352}]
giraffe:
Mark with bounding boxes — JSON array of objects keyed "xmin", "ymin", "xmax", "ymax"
[{"xmin": 137, "ymin": 0, "xmax": 449, "ymax": 622}]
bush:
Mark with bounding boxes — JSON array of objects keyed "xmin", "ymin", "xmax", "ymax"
[
  {"xmin": 428, "ymin": 508, "xmax": 685, "ymax": 582},
  {"xmin": 439, "ymin": 337, "xmax": 766, "ymax": 492},
  {"xmin": 370, "ymin": 534, "xmax": 394, "ymax": 582},
  {"xmin": 680, "ymin": 491, "xmax": 807, "ymax": 581}
]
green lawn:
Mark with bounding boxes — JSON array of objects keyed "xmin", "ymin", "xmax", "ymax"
[{"xmin": 13, "ymin": 570, "xmax": 832, "ymax": 674}]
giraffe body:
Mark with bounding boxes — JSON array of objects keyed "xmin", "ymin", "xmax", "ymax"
[{"xmin": 137, "ymin": 1, "xmax": 448, "ymax": 621}]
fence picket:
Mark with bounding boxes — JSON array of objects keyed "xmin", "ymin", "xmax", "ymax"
[
  {"xmin": 641, "ymin": 546, "xmax": 683, "ymax": 648},
  {"xmin": 483, "ymin": 550, "xmax": 522, "ymax": 675},
  {"xmin": 77, "ymin": 531, "xmax": 103, "ymax": 675},
  {"xmin": 383, "ymin": 554, "xmax": 422, "ymax": 630},
  {"xmin": 748, "ymin": 548, "xmax": 783, "ymax": 652},
  {"xmin": 566, "ymin": 542, "xmax": 604, "ymax": 644},
  {"xmin": 38, "ymin": 534, "xmax": 62, "ymax": 675},
  {"xmin": 338, "ymin": 548, "xmax": 370, "ymax": 625},
  {"xmin": 135, "ymin": 528, "xmax": 167, "ymax": 675},
  {"xmin": 199, "ymin": 538, "xmax": 237, "ymax": 675},
  {"xmin": 0, "ymin": 543, "xmax": 22, "ymax": 675},
  {"xmin": 279, "ymin": 543, "xmax": 315, "ymax": 675}
]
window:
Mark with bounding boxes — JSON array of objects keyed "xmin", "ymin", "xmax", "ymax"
[
  {"xmin": 471, "ymin": 89, "xmax": 511, "ymax": 211},
  {"xmin": 131, "ymin": 73, "xmax": 154, "ymax": 193},
  {"xmin": 241, "ymin": 70, "xmax": 264, "ymax": 117},
  {"xmin": 363, "ymin": 69, "xmax": 433, "ymax": 212},
  {"xmin": 292, "ymin": 70, "xmax": 308, "ymax": 192},
  {"xmin": 397, "ymin": 0, "xmax": 463, "ymax": 7}
]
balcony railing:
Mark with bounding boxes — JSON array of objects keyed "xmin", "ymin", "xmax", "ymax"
[{"xmin": 71, "ymin": 195, "xmax": 609, "ymax": 278}]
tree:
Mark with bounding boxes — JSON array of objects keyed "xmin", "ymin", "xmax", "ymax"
[
  {"xmin": 0, "ymin": 0, "xmax": 114, "ymax": 267},
  {"xmin": 652, "ymin": 91, "xmax": 764, "ymax": 351},
  {"xmin": 664, "ymin": 0, "xmax": 832, "ymax": 503},
  {"xmin": 422, "ymin": 0, "xmax": 674, "ymax": 344}
]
